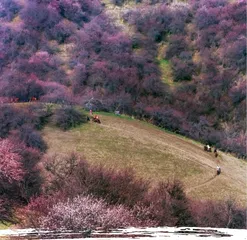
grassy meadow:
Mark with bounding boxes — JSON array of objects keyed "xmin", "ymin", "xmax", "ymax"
[{"xmin": 43, "ymin": 112, "xmax": 247, "ymax": 206}]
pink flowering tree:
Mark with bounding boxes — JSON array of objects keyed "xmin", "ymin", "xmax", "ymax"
[
  {"xmin": 0, "ymin": 139, "xmax": 24, "ymax": 183},
  {"xmin": 40, "ymin": 195, "xmax": 135, "ymax": 231},
  {"xmin": 0, "ymin": 139, "xmax": 24, "ymax": 222}
]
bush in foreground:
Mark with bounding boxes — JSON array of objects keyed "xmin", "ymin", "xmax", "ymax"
[
  {"xmin": 40, "ymin": 195, "xmax": 135, "ymax": 231},
  {"xmin": 23, "ymin": 153, "xmax": 247, "ymax": 229},
  {"xmin": 0, "ymin": 138, "xmax": 42, "ymax": 222}
]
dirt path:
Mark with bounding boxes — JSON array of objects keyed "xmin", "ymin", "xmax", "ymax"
[{"xmin": 185, "ymin": 174, "xmax": 218, "ymax": 194}]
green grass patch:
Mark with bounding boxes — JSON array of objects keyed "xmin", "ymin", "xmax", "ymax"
[
  {"xmin": 157, "ymin": 59, "xmax": 176, "ymax": 86},
  {"xmin": 93, "ymin": 111, "xmax": 135, "ymax": 121}
]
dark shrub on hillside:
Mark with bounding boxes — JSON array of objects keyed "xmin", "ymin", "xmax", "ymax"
[
  {"xmin": 0, "ymin": 0, "xmax": 21, "ymax": 21},
  {"xmin": 169, "ymin": 6, "xmax": 192, "ymax": 35},
  {"xmin": 20, "ymin": 1, "xmax": 61, "ymax": 31},
  {"xmin": 40, "ymin": 82, "xmax": 76, "ymax": 104},
  {"xmin": 2, "ymin": 75, "xmax": 45, "ymax": 102},
  {"xmin": 171, "ymin": 57, "xmax": 195, "ymax": 81},
  {"xmin": 111, "ymin": 0, "xmax": 125, "ymax": 6},
  {"xmin": 166, "ymin": 180, "xmax": 195, "ymax": 226},
  {"xmin": 87, "ymin": 167, "xmax": 149, "ymax": 207},
  {"xmin": 27, "ymin": 103, "xmax": 53, "ymax": 130},
  {"xmin": 144, "ymin": 180, "xmax": 194, "ymax": 227},
  {"xmin": 12, "ymin": 125, "xmax": 47, "ymax": 152},
  {"xmin": 198, "ymin": 26, "xmax": 221, "ymax": 48},
  {"xmin": 225, "ymin": 39, "xmax": 246, "ymax": 73},
  {"xmin": 0, "ymin": 105, "xmax": 29, "ymax": 138},
  {"xmin": 0, "ymin": 197, "xmax": 16, "ymax": 223},
  {"xmin": 165, "ymin": 35, "xmax": 188, "ymax": 59},
  {"xmin": 229, "ymin": 78, "xmax": 246, "ymax": 105},
  {"xmin": 101, "ymin": 92, "xmax": 133, "ymax": 115},
  {"xmin": 18, "ymin": 147, "xmax": 43, "ymax": 201},
  {"xmin": 43, "ymin": 153, "xmax": 149, "ymax": 208},
  {"xmin": 150, "ymin": 109, "xmax": 183, "ymax": 132},
  {"xmin": 58, "ymin": 0, "xmax": 102, "ymax": 25},
  {"xmin": 228, "ymin": 208, "xmax": 247, "ymax": 229},
  {"xmin": 53, "ymin": 106, "xmax": 88, "ymax": 130},
  {"xmin": 195, "ymin": 6, "xmax": 220, "ymax": 30},
  {"xmin": 85, "ymin": 98, "xmax": 105, "ymax": 111},
  {"xmin": 46, "ymin": 21, "xmax": 76, "ymax": 43},
  {"xmin": 190, "ymin": 199, "xmax": 246, "ymax": 228}
]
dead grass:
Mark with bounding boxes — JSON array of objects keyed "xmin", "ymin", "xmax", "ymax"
[{"xmin": 43, "ymin": 113, "xmax": 247, "ymax": 206}]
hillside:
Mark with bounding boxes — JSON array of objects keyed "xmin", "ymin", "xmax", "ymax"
[
  {"xmin": 0, "ymin": 102, "xmax": 246, "ymax": 228},
  {"xmin": 43, "ymin": 112, "xmax": 247, "ymax": 206},
  {"xmin": 0, "ymin": 0, "xmax": 246, "ymax": 157},
  {"xmin": 0, "ymin": 0, "xmax": 246, "ymax": 230}
]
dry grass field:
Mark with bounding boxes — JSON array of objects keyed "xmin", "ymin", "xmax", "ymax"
[{"xmin": 43, "ymin": 112, "xmax": 247, "ymax": 206}]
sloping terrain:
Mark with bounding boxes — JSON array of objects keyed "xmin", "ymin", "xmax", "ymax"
[
  {"xmin": 0, "ymin": 0, "xmax": 246, "ymax": 157},
  {"xmin": 43, "ymin": 113, "xmax": 247, "ymax": 206}
]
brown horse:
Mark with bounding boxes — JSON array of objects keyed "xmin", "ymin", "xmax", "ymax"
[
  {"xmin": 30, "ymin": 97, "xmax": 37, "ymax": 102},
  {"xmin": 92, "ymin": 115, "xmax": 101, "ymax": 124}
]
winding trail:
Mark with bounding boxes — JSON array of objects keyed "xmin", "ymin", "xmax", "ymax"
[{"xmin": 185, "ymin": 174, "xmax": 218, "ymax": 194}]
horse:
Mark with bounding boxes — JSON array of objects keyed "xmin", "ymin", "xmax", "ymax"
[
  {"xmin": 217, "ymin": 167, "xmax": 221, "ymax": 175},
  {"xmin": 204, "ymin": 145, "xmax": 212, "ymax": 152},
  {"xmin": 92, "ymin": 115, "xmax": 101, "ymax": 124},
  {"xmin": 30, "ymin": 97, "xmax": 37, "ymax": 102}
]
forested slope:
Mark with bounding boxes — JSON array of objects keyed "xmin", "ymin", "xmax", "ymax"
[{"xmin": 0, "ymin": 0, "xmax": 246, "ymax": 157}]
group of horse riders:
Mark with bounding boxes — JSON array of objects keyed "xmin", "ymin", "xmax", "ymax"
[{"xmin": 204, "ymin": 144, "xmax": 221, "ymax": 175}]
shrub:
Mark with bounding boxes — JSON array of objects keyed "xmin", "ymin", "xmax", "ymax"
[
  {"xmin": 11, "ymin": 125, "xmax": 47, "ymax": 152},
  {"xmin": 0, "ymin": 0, "xmax": 22, "ymax": 21},
  {"xmin": 224, "ymin": 39, "xmax": 246, "ymax": 73},
  {"xmin": 0, "ymin": 105, "xmax": 29, "ymax": 138},
  {"xmin": 44, "ymin": 153, "xmax": 149, "ymax": 207},
  {"xmin": 20, "ymin": 1, "xmax": 61, "ymax": 31},
  {"xmin": 149, "ymin": 108, "xmax": 183, "ymax": 132},
  {"xmin": 87, "ymin": 167, "xmax": 149, "ymax": 207},
  {"xmin": 27, "ymin": 103, "xmax": 53, "ymax": 130},
  {"xmin": 0, "ymin": 198, "xmax": 15, "ymax": 223},
  {"xmin": 145, "ymin": 180, "xmax": 195, "ymax": 227},
  {"xmin": 0, "ymin": 139, "xmax": 24, "ymax": 223},
  {"xmin": 190, "ymin": 199, "xmax": 246, "ymax": 228},
  {"xmin": 0, "ymin": 135, "xmax": 43, "ymax": 223},
  {"xmin": 40, "ymin": 195, "xmax": 135, "ymax": 230},
  {"xmin": 0, "ymin": 138, "xmax": 24, "ymax": 184},
  {"xmin": 58, "ymin": 0, "xmax": 102, "ymax": 25},
  {"xmin": 40, "ymin": 82, "xmax": 76, "ymax": 104},
  {"xmin": 195, "ymin": 6, "xmax": 220, "ymax": 30},
  {"xmin": 46, "ymin": 20, "xmax": 76, "ymax": 43},
  {"xmin": 53, "ymin": 106, "xmax": 88, "ymax": 130},
  {"xmin": 19, "ymin": 192, "xmax": 67, "ymax": 228},
  {"xmin": 2, "ymin": 74, "xmax": 45, "ymax": 101},
  {"xmin": 171, "ymin": 57, "xmax": 195, "ymax": 81},
  {"xmin": 165, "ymin": 35, "xmax": 188, "ymax": 59},
  {"xmin": 4, "ymin": 142, "xmax": 43, "ymax": 203}
]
